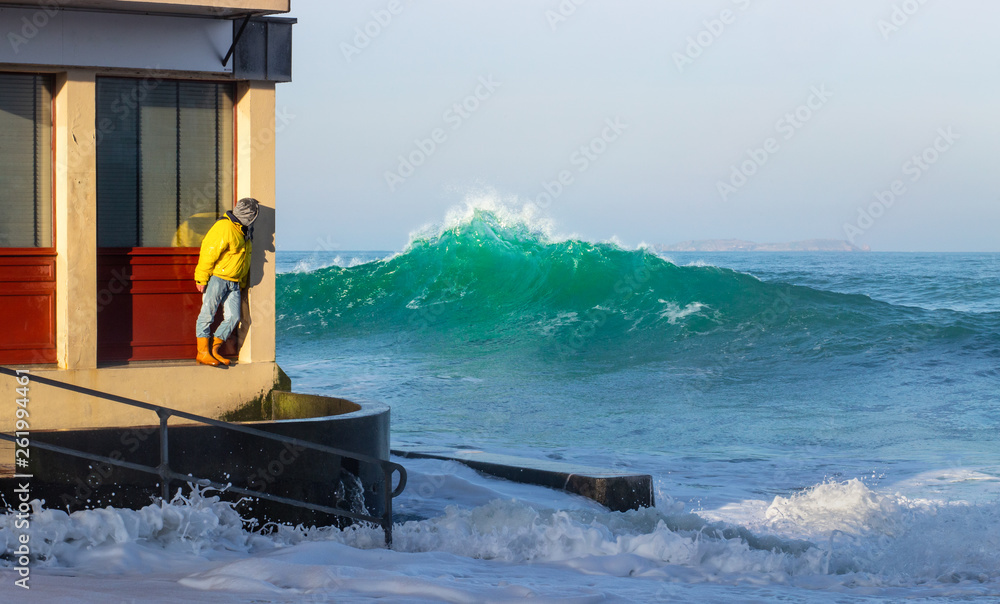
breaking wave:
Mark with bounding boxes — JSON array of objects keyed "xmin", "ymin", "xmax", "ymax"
[
  {"xmin": 276, "ymin": 201, "xmax": 997, "ymax": 363},
  {"xmin": 4, "ymin": 470, "xmax": 999, "ymax": 598}
]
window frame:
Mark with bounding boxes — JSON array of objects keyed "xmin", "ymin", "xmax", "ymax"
[
  {"xmin": 0, "ymin": 71, "xmax": 56, "ymax": 252},
  {"xmin": 94, "ymin": 75, "xmax": 237, "ymax": 251}
]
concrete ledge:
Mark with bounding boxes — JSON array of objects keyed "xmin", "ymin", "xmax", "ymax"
[
  {"xmin": 392, "ymin": 447, "xmax": 654, "ymax": 513},
  {"xmin": 270, "ymin": 390, "xmax": 361, "ymax": 420},
  {"xmin": 0, "ymin": 361, "xmax": 289, "ymax": 432}
]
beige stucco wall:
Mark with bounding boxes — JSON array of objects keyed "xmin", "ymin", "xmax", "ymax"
[
  {"xmin": 54, "ymin": 70, "xmax": 99, "ymax": 371},
  {"xmin": 236, "ymin": 81, "xmax": 278, "ymax": 364},
  {"xmin": 2, "ymin": 66, "xmax": 283, "ymax": 430}
]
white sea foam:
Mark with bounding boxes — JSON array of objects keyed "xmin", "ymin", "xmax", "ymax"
[
  {"xmin": 764, "ymin": 478, "xmax": 912, "ymax": 537},
  {"xmin": 286, "ymin": 254, "xmax": 375, "ymax": 274},
  {"xmin": 404, "ymin": 189, "xmax": 571, "ymax": 251},
  {"xmin": 655, "ymin": 252, "xmax": 678, "ymax": 265},
  {"xmin": 683, "ymin": 259, "xmax": 712, "ymax": 267},
  {"xmin": 535, "ymin": 311, "xmax": 580, "ymax": 336},
  {"xmin": 657, "ymin": 301, "xmax": 705, "ymax": 324},
  {"xmin": 3, "ymin": 462, "xmax": 1000, "ymax": 601},
  {"xmin": 0, "ymin": 490, "xmax": 267, "ymax": 575}
]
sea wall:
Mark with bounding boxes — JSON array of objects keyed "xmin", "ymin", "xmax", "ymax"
[{"xmin": 7, "ymin": 391, "xmax": 393, "ymax": 527}]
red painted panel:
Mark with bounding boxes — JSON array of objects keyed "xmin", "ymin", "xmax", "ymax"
[
  {"xmin": 0, "ymin": 252, "xmax": 57, "ymax": 364},
  {"xmin": 97, "ymin": 248, "xmax": 238, "ymax": 362},
  {"xmin": 0, "ymin": 263, "xmax": 54, "ymax": 281}
]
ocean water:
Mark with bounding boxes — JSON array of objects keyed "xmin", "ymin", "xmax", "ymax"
[
  {"xmin": 4, "ymin": 201, "xmax": 1000, "ymax": 601},
  {"xmin": 276, "ymin": 204, "xmax": 1000, "ymax": 481}
]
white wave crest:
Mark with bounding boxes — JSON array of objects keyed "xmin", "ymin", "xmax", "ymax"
[
  {"xmin": 404, "ymin": 188, "xmax": 568, "ymax": 250},
  {"xmin": 286, "ymin": 254, "xmax": 374, "ymax": 274}
]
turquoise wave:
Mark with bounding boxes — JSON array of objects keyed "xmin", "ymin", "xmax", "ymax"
[{"xmin": 276, "ymin": 209, "xmax": 994, "ymax": 361}]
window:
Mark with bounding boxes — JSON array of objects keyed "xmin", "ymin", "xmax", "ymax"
[
  {"xmin": 0, "ymin": 73, "xmax": 53, "ymax": 248},
  {"xmin": 96, "ymin": 79, "xmax": 234, "ymax": 248}
]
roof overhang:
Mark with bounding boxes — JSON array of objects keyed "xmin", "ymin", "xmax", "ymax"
[{"xmin": 0, "ymin": 0, "xmax": 289, "ymax": 18}]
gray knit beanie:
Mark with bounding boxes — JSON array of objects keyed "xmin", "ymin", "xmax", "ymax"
[{"xmin": 233, "ymin": 197, "xmax": 260, "ymax": 226}]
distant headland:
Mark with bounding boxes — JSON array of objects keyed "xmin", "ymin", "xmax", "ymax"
[{"xmin": 656, "ymin": 239, "xmax": 870, "ymax": 252}]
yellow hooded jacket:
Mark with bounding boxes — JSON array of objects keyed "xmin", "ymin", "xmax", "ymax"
[{"xmin": 194, "ymin": 214, "xmax": 253, "ymax": 288}]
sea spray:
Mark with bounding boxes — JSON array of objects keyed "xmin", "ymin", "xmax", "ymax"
[{"xmin": 4, "ymin": 459, "xmax": 1000, "ymax": 597}]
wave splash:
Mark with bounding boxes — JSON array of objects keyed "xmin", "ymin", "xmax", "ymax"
[
  {"xmin": 276, "ymin": 199, "xmax": 991, "ymax": 361},
  {"xmin": 5, "ymin": 476, "xmax": 998, "ymax": 597}
]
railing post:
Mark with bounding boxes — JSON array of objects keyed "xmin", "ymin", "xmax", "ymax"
[
  {"xmin": 157, "ymin": 409, "xmax": 171, "ymax": 502},
  {"xmin": 382, "ymin": 462, "xmax": 393, "ymax": 548}
]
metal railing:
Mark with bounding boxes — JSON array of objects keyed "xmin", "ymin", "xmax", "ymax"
[{"xmin": 0, "ymin": 367, "xmax": 407, "ymax": 546}]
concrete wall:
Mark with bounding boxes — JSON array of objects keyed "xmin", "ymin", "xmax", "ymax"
[
  {"xmin": 1, "ymin": 65, "xmax": 282, "ymax": 428},
  {"xmin": 235, "ymin": 81, "xmax": 277, "ymax": 364},
  {"xmin": 15, "ymin": 391, "xmax": 393, "ymax": 528},
  {"xmin": 54, "ymin": 70, "xmax": 99, "ymax": 371},
  {"xmin": 0, "ymin": 361, "xmax": 287, "ymax": 431},
  {"xmin": 22, "ymin": 67, "xmax": 278, "ymax": 371},
  {"xmin": 0, "ymin": 8, "xmax": 232, "ymax": 73}
]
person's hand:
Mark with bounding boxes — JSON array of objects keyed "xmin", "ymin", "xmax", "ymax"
[{"xmin": 196, "ymin": 283, "xmax": 205, "ymax": 293}]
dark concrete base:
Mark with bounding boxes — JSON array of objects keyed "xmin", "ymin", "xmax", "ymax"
[
  {"xmin": 392, "ymin": 447, "xmax": 654, "ymax": 512},
  {"xmin": 1, "ymin": 391, "xmax": 393, "ymax": 528}
]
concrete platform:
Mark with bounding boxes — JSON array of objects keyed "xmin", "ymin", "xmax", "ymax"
[
  {"xmin": 0, "ymin": 361, "xmax": 290, "ymax": 432},
  {"xmin": 392, "ymin": 447, "xmax": 654, "ymax": 512},
  {"xmin": 1, "ymin": 391, "xmax": 396, "ymax": 529}
]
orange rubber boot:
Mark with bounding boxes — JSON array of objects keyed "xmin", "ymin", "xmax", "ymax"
[
  {"xmin": 196, "ymin": 337, "xmax": 220, "ymax": 366},
  {"xmin": 211, "ymin": 337, "xmax": 232, "ymax": 366}
]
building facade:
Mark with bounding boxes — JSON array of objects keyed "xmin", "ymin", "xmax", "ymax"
[{"xmin": 0, "ymin": 0, "xmax": 294, "ymax": 430}]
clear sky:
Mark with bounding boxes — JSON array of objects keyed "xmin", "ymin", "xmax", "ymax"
[{"xmin": 276, "ymin": 1, "xmax": 1000, "ymax": 252}]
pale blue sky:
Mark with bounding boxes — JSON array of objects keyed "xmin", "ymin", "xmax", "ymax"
[{"xmin": 276, "ymin": 1, "xmax": 1000, "ymax": 251}]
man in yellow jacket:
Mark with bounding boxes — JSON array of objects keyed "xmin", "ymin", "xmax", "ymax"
[{"xmin": 193, "ymin": 197, "xmax": 259, "ymax": 366}]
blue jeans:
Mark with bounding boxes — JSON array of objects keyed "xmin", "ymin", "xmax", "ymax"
[{"xmin": 196, "ymin": 276, "xmax": 241, "ymax": 340}]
